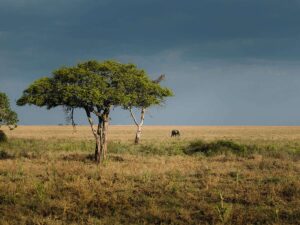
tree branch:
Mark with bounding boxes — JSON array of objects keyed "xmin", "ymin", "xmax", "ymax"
[
  {"xmin": 85, "ymin": 108, "xmax": 98, "ymax": 139},
  {"xmin": 71, "ymin": 108, "xmax": 77, "ymax": 133},
  {"xmin": 140, "ymin": 108, "xmax": 146, "ymax": 126},
  {"xmin": 152, "ymin": 74, "xmax": 165, "ymax": 84},
  {"xmin": 129, "ymin": 108, "xmax": 139, "ymax": 126},
  {"xmin": 92, "ymin": 109, "xmax": 102, "ymax": 117}
]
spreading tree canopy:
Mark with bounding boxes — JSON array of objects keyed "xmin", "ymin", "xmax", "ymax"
[
  {"xmin": 122, "ymin": 73, "xmax": 173, "ymax": 144},
  {"xmin": 17, "ymin": 60, "xmax": 172, "ymax": 163}
]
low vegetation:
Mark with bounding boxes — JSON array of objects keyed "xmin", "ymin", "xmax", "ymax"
[
  {"xmin": 0, "ymin": 91, "xmax": 18, "ymax": 144},
  {"xmin": 0, "ymin": 127, "xmax": 300, "ymax": 224},
  {"xmin": 0, "ymin": 130, "xmax": 7, "ymax": 143}
]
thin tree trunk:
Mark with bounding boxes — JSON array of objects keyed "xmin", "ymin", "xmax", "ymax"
[
  {"xmin": 95, "ymin": 115, "xmax": 103, "ymax": 163},
  {"xmin": 94, "ymin": 136, "xmax": 101, "ymax": 163},
  {"xmin": 135, "ymin": 124, "xmax": 142, "ymax": 144},
  {"xmin": 131, "ymin": 108, "xmax": 146, "ymax": 144},
  {"xmin": 85, "ymin": 108, "xmax": 102, "ymax": 164},
  {"xmin": 102, "ymin": 112, "xmax": 109, "ymax": 160},
  {"xmin": 86, "ymin": 107, "xmax": 110, "ymax": 164}
]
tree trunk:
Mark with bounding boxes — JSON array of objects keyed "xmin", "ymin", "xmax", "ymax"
[
  {"xmin": 85, "ymin": 108, "xmax": 103, "ymax": 164},
  {"xmin": 133, "ymin": 108, "xmax": 145, "ymax": 144},
  {"xmin": 101, "ymin": 113, "xmax": 109, "ymax": 160},
  {"xmin": 135, "ymin": 125, "xmax": 142, "ymax": 144},
  {"xmin": 85, "ymin": 107, "xmax": 110, "ymax": 164},
  {"xmin": 94, "ymin": 135, "xmax": 101, "ymax": 163}
]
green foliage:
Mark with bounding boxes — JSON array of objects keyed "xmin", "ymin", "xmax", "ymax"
[
  {"xmin": 119, "ymin": 70, "xmax": 173, "ymax": 109},
  {"xmin": 185, "ymin": 140, "xmax": 258, "ymax": 156},
  {"xmin": 17, "ymin": 60, "xmax": 173, "ymax": 161},
  {"xmin": 17, "ymin": 60, "xmax": 172, "ymax": 112},
  {"xmin": 17, "ymin": 68, "xmax": 107, "ymax": 110},
  {"xmin": 0, "ymin": 92, "xmax": 18, "ymax": 129}
]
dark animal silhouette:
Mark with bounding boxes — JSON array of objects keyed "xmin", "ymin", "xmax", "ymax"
[{"xmin": 171, "ymin": 129, "xmax": 180, "ymax": 137}]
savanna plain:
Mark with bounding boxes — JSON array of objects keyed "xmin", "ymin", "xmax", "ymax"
[{"xmin": 0, "ymin": 126, "xmax": 300, "ymax": 225}]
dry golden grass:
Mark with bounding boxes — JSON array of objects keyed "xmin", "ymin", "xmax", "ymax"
[
  {"xmin": 0, "ymin": 126, "xmax": 300, "ymax": 224},
  {"xmin": 0, "ymin": 151, "xmax": 299, "ymax": 224},
  {"xmin": 3, "ymin": 125, "xmax": 300, "ymax": 142}
]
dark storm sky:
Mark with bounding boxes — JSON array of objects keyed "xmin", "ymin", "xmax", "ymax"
[{"xmin": 1, "ymin": 0, "xmax": 300, "ymax": 125}]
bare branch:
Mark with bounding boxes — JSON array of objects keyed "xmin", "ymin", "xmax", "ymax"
[
  {"xmin": 63, "ymin": 106, "xmax": 77, "ymax": 132},
  {"xmin": 85, "ymin": 108, "xmax": 98, "ymax": 139},
  {"xmin": 92, "ymin": 110, "xmax": 102, "ymax": 117},
  {"xmin": 71, "ymin": 108, "xmax": 77, "ymax": 133},
  {"xmin": 152, "ymin": 74, "xmax": 165, "ymax": 84},
  {"xmin": 129, "ymin": 108, "xmax": 139, "ymax": 126}
]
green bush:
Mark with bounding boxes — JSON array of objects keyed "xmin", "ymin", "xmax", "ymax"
[
  {"xmin": 185, "ymin": 140, "xmax": 257, "ymax": 156},
  {"xmin": 0, "ymin": 130, "xmax": 7, "ymax": 142}
]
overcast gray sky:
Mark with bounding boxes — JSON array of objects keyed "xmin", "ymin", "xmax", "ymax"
[{"xmin": 1, "ymin": 0, "xmax": 300, "ymax": 125}]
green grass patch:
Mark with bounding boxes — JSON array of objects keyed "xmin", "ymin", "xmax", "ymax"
[
  {"xmin": 185, "ymin": 140, "xmax": 258, "ymax": 156},
  {"xmin": 1, "ymin": 138, "xmax": 300, "ymax": 160},
  {"xmin": 0, "ymin": 137, "xmax": 300, "ymax": 224}
]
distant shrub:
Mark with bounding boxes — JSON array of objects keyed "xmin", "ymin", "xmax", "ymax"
[
  {"xmin": 108, "ymin": 140, "xmax": 260, "ymax": 157},
  {"xmin": 0, "ymin": 130, "xmax": 7, "ymax": 143},
  {"xmin": 185, "ymin": 140, "xmax": 257, "ymax": 156},
  {"xmin": 0, "ymin": 150, "xmax": 13, "ymax": 159}
]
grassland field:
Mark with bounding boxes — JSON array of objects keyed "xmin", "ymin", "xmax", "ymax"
[{"xmin": 0, "ymin": 126, "xmax": 300, "ymax": 225}]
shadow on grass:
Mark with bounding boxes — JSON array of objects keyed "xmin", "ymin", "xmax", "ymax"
[
  {"xmin": 61, "ymin": 153, "xmax": 94, "ymax": 162},
  {"xmin": 61, "ymin": 153, "xmax": 125, "ymax": 163},
  {"xmin": 0, "ymin": 150, "xmax": 14, "ymax": 160},
  {"xmin": 184, "ymin": 140, "xmax": 258, "ymax": 156}
]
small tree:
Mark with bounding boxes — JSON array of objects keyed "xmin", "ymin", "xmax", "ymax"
[
  {"xmin": 123, "ymin": 74, "xmax": 173, "ymax": 144},
  {"xmin": 0, "ymin": 92, "xmax": 18, "ymax": 141},
  {"xmin": 17, "ymin": 60, "xmax": 162, "ymax": 162}
]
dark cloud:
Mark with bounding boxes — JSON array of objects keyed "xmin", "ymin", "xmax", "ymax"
[
  {"xmin": 1, "ymin": 0, "xmax": 300, "ymax": 125},
  {"xmin": 2, "ymin": 0, "xmax": 300, "ymax": 58}
]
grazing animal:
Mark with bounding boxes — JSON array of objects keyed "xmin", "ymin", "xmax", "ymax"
[{"xmin": 171, "ymin": 129, "xmax": 180, "ymax": 137}]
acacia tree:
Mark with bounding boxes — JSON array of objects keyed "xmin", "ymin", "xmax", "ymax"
[
  {"xmin": 0, "ymin": 92, "xmax": 18, "ymax": 130},
  {"xmin": 17, "ymin": 60, "xmax": 161, "ymax": 163},
  {"xmin": 0, "ymin": 92, "xmax": 18, "ymax": 142},
  {"xmin": 122, "ymin": 73, "xmax": 173, "ymax": 144}
]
